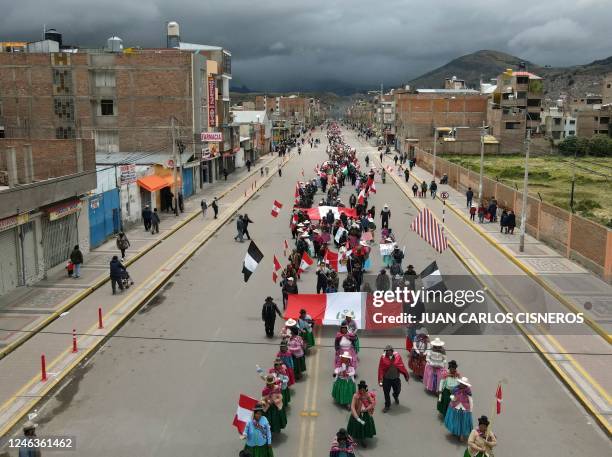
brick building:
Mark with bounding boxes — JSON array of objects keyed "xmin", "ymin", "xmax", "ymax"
[
  {"xmin": 393, "ymin": 89, "xmax": 488, "ymax": 154},
  {"xmin": 0, "ymin": 138, "xmax": 96, "ymax": 294},
  {"xmin": 604, "ymin": 73, "xmax": 612, "ymax": 105}
]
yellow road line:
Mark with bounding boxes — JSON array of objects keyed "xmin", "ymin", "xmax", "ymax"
[
  {"xmin": 380, "ymin": 156, "xmax": 612, "ymax": 435},
  {"xmin": 0, "ymin": 155, "xmax": 291, "ymax": 438},
  {"xmin": 407, "ymin": 164, "xmax": 611, "ymax": 344}
]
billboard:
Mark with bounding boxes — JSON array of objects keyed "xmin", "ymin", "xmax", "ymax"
[
  {"xmin": 201, "ymin": 132, "xmax": 223, "ymax": 142},
  {"xmin": 208, "ymin": 77, "xmax": 217, "ymax": 127}
]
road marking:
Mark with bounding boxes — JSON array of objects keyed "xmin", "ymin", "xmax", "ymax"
[
  {"xmin": 376, "ymin": 150, "xmax": 612, "ymax": 434},
  {"xmin": 0, "ymin": 154, "xmax": 293, "ymax": 439}
]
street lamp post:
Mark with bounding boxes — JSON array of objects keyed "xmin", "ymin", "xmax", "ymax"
[
  {"xmin": 519, "ymin": 129, "xmax": 531, "ymax": 252},
  {"xmin": 478, "ymin": 122, "xmax": 488, "ymax": 201},
  {"xmin": 432, "ymin": 126, "xmax": 437, "ymax": 180}
]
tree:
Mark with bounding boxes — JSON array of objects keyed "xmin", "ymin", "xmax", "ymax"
[{"xmin": 588, "ymin": 134, "xmax": 612, "ymax": 157}]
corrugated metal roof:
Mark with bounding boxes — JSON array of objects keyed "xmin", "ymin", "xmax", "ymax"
[
  {"xmin": 232, "ymin": 110, "xmax": 267, "ymax": 124},
  {"xmin": 513, "ymin": 71, "xmax": 542, "ymax": 80},
  {"xmin": 416, "ymin": 89, "xmax": 480, "ymax": 94},
  {"xmin": 179, "ymin": 42, "xmax": 223, "ymax": 52}
]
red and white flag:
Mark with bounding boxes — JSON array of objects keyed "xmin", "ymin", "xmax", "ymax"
[
  {"xmin": 366, "ymin": 177, "xmax": 376, "ymax": 194},
  {"xmin": 496, "ymin": 383, "xmax": 503, "ymax": 415},
  {"xmin": 298, "ymin": 252, "xmax": 314, "ymax": 273},
  {"xmin": 324, "ymin": 250, "xmax": 348, "ymax": 273},
  {"xmin": 357, "ymin": 188, "xmax": 367, "ymax": 205},
  {"xmin": 410, "ymin": 207, "xmax": 448, "ymax": 253},
  {"xmin": 273, "ymin": 255, "xmax": 282, "ymax": 271},
  {"xmin": 369, "ymin": 180, "xmax": 377, "ymax": 194},
  {"xmin": 294, "ymin": 183, "xmax": 300, "ymax": 203},
  {"xmin": 232, "ymin": 394, "xmax": 259, "ymax": 434},
  {"xmin": 272, "ymin": 271, "xmax": 278, "ymax": 283},
  {"xmin": 297, "ymin": 206, "xmax": 357, "ymax": 221},
  {"xmin": 271, "ymin": 200, "xmax": 283, "ymax": 218},
  {"xmin": 284, "ymin": 239, "xmax": 290, "ymax": 250}
]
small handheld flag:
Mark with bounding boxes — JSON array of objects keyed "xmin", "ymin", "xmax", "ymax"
[
  {"xmin": 271, "ymin": 200, "xmax": 283, "ymax": 218},
  {"xmin": 242, "ymin": 241, "xmax": 264, "ymax": 282}
]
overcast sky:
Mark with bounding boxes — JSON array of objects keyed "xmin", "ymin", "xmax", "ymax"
[{"xmin": 2, "ymin": 0, "xmax": 611, "ymax": 91}]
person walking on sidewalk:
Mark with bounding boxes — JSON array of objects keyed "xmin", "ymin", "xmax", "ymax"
[
  {"xmin": 466, "ymin": 187, "xmax": 474, "ymax": 208},
  {"xmin": 151, "ymin": 208, "xmax": 160, "ymax": 234},
  {"xmin": 469, "ymin": 204, "xmax": 476, "ymax": 221},
  {"xmin": 109, "ymin": 255, "xmax": 127, "ymax": 295},
  {"xmin": 212, "ymin": 197, "xmax": 219, "ymax": 219},
  {"xmin": 412, "ymin": 183, "xmax": 418, "ymax": 197},
  {"xmin": 243, "ymin": 214, "xmax": 254, "ymax": 240},
  {"xmin": 506, "ymin": 210, "xmax": 516, "ymax": 234},
  {"xmin": 430, "ymin": 180, "xmax": 438, "ymax": 199},
  {"xmin": 70, "ymin": 245, "xmax": 83, "ymax": 279},
  {"xmin": 477, "ymin": 203, "xmax": 486, "ymax": 223},
  {"xmin": 404, "ymin": 168, "xmax": 410, "ymax": 182},
  {"xmin": 223, "ymin": 168, "xmax": 228, "ymax": 181},
  {"xmin": 420, "ymin": 180, "xmax": 428, "ymax": 198},
  {"xmin": 116, "ymin": 232, "xmax": 130, "ymax": 260},
  {"xmin": 262, "ymin": 296, "xmax": 283, "ymax": 337},
  {"xmin": 18, "ymin": 421, "xmax": 41, "ymax": 457},
  {"xmin": 200, "ymin": 199, "xmax": 208, "ymax": 218},
  {"xmin": 246, "ymin": 159, "xmax": 252, "ymax": 172},
  {"xmin": 377, "ymin": 344, "xmax": 409, "ymax": 413},
  {"xmin": 141, "ymin": 205, "xmax": 152, "ymax": 232},
  {"xmin": 234, "ymin": 215, "xmax": 245, "ymax": 242}
]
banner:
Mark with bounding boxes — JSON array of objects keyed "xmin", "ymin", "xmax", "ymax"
[
  {"xmin": 119, "ymin": 164, "xmax": 136, "ymax": 185},
  {"xmin": 201, "ymin": 132, "xmax": 223, "ymax": 142},
  {"xmin": 208, "ymin": 77, "xmax": 217, "ymax": 127},
  {"xmin": 379, "ymin": 243, "xmax": 395, "ymax": 256}
]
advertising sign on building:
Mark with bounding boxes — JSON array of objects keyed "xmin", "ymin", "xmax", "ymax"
[
  {"xmin": 201, "ymin": 132, "xmax": 223, "ymax": 142},
  {"xmin": 208, "ymin": 77, "xmax": 217, "ymax": 128},
  {"xmin": 119, "ymin": 164, "xmax": 137, "ymax": 185},
  {"xmin": 47, "ymin": 200, "xmax": 82, "ymax": 221}
]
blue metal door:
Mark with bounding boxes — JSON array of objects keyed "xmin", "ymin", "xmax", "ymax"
[
  {"xmin": 89, "ymin": 188, "xmax": 121, "ymax": 248},
  {"xmin": 182, "ymin": 167, "xmax": 194, "ymax": 198}
]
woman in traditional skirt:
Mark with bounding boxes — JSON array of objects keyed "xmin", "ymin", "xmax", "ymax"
[
  {"xmin": 281, "ymin": 318, "xmax": 297, "ymax": 340},
  {"xmin": 409, "ymin": 327, "xmax": 430, "ymax": 380},
  {"xmin": 261, "ymin": 375, "xmax": 287, "ymax": 434},
  {"xmin": 269, "ymin": 359, "xmax": 291, "ymax": 407},
  {"xmin": 298, "ymin": 309, "xmax": 315, "ymax": 349},
  {"xmin": 465, "ymin": 415, "xmax": 497, "ymax": 457},
  {"xmin": 334, "ymin": 324, "xmax": 358, "ymax": 370},
  {"xmin": 329, "ymin": 428, "xmax": 356, "ymax": 457},
  {"xmin": 437, "ymin": 360, "xmax": 460, "ymax": 416},
  {"xmin": 423, "ymin": 338, "xmax": 447, "ymax": 393},
  {"xmin": 381, "ymin": 238, "xmax": 396, "ymax": 268},
  {"xmin": 340, "ymin": 311, "xmax": 360, "ymax": 353},
  {"xmin": 444, "ymin": 377, "xmax": 474, "ymax": 441},
  {"xmin": 347, "ymin": 381, "xmax": 376, "ymax": 447},
  {"xmin": 241, "ymin": 405, "xmax": 274, "ymax": 457},
  {"xmin": 276, "ymin": 340, "xmax": 295, "ymax": 386},
  {"xmin": 332, "ymin": 351, "xmax": 356, "ymax": 408},
  {"xmin": 288, "ymin": 327, "xmax": 306, "ymax": 380}
]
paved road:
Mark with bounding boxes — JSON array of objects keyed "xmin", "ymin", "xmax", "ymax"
[{"xmin": 2, "ymin": 129, "xmax": 609, "ymax": 457}]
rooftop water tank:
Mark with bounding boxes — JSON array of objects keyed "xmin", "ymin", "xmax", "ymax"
[
  {"xmin": 45, "ymin": 28, "xmax": 62, "ymax": 47},
  {"xmin": 107, "ymin": 36, "xmax": 123, "ymax": 52}
]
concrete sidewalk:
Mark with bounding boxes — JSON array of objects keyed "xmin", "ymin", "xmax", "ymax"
[
  {"xmin": 354, "ymin": 132, "xmax": 611, "ymax": 433},
  {"xmin": 0, "ymin": 152, "xmax": 286, "ymax": 436}
]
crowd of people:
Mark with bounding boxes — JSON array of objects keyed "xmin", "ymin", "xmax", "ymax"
[{"xmin": 241, "ymin": 123, "xmax": 497, "ymax": 457}]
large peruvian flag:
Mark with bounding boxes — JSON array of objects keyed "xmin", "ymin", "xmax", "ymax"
[
  {"xmin": 232, "ymin": 394, "xmax": 259, "ymax": 434},
  {"xmin": 297, "ymin": 206, "xmax": 357, "ymax": 221},
  {"xmin": 285, "ymin": 293, "xmax": 412, "ymax": 330}
]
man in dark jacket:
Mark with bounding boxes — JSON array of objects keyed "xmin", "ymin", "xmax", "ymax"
[
  {"xmin": 316, "ymin": 265, "xmax": 328, "ymax": 294},
  {"xmin": 375, "ymin": 269, "xmax": 391, "ymax": 291},
  {"xmin": 380, "ymin": 204, "xmax": 391, "ymax": 229},
  {"xmin": 141, "ymin": 205, "xmax": 152, "ymax": 231},
  {"xmin": 234, "ymin": 215, "xmax": 245, "ymax": 242},
  {"xmin": 325, "ymin": 209, "xmax": 335, "ymax": 226},
  {"xmin": 281, "ymin": 277, "xmax": 299, "ymax": 309},
  {"xmin": 211, "ymin": 197, "xmax": 219, "ymax": 219},
  {"xmin": 404, "ymin": 168, "xmax": 410, "ymax": 182},
  {"xmin": 262, "ymin": 296, "xmax": 282, "ymax": 337},
  {"xmin": 151, "ymin": 208, "xmax": 160, "ymax": 234},
  {"xmin": 349, "ymin": 194, "xmax": 357, "ymax": 209},
  {"xmin": 391, "ymin": 246, "xmax": 404, "ymax": 268},
  {"xmin": 466, "ymin": 187, "xmax": 474, "ymax": 208},
  {"xmin": 342, "ymin": 273, "xmax": 357, "ymax": 292},
  {"xmin": 242, "ymin": 214, "xmax": 254, "ymax": 240},
  {"xmin": 109, "ymin": 255, "xmax": 127, "ymax": 294},
  {"xmin": 70, "ymin": 245, "xmax": 83, "ymax": 279}
]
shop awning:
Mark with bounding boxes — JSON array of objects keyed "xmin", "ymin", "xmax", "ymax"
[{"xmin": 137, "ymin": 175, "xmax": 171, "ymax": 192}]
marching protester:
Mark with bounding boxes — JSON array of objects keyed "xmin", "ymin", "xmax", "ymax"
[
  {"xmin": 261, "ymin": 297, "xmax": 283, "ymax": 337},
  {"xmin": 466, "ymin": 416, "xmax": 497, "ymax": 457},
  {"xmin": 377, "ymin": 345, "xmax": 409, "ymax": 413},
  {"xmin": 347, "ymin": 381, "xmax": 377, "ymax": 447},
  {"xmin": 437, "ymin": 360, "xmax": 461, "ymax": 416},
  {"xmin": 423, "ymin": 338, "xmax": 447, "ymax": 393},
  {"xmin": 329, "ymin": 428, "xmax": 357, "ymax": 457},
  {"xmin": 332, "ymin": 351, "xmax": 356, "ymax": 408},
  {"xmin": 444, "ymin": 377, "xmax": 474, "ymax": 441},
  {"xmin": 240, "ymin": 405, "xmax": 273, "ymax": 457}
]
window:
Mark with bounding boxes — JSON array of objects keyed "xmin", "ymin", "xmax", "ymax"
[
  {"xmin": 569, "ymin": 119, "xmax": 576, "ymax": 125},
  {"xmin": 94, "ymin": 70, "xmax": 116, "ymax": 87},
  {"xmin": 54, "ymin": 97, "xmax": 74, "ymax": 120},
  {"xmin": 607, "ymin": 83, "xmax": 611, "ymax": 89},
  {"xmin": 100, "ymin": 99, "xmax": 114, "ymax": 116},
  {"xmin": 52, "ymin": 69, "xmax": 72, "ymax": 94},
  {"xmin": 505, "ymin": 122, "xmax": 519, "ymax": 130},
  {"xmin": 552, "ymin": 131, "xmax": 561, "ymax": 139},
  {"xmin": 568, "ymin": 131, "xmax": 575, "ymax": 135},
  {"xmin": 600, "ymin": 117, "xmax": 609, "ymax": 124},
  {"xmin": 95, "ymin": 130, "xmax": 119, "ymax": 152},
  {"xmin": 554, "ymin": 118, "xmax": 561, "ymax": 125},
  {"xmin": 0, "ymin": 126, "xmax": 5, "ymax": 138},
  {"xmin": 55, "ymin": 126, "xmax": 75, "ymax": 139}
]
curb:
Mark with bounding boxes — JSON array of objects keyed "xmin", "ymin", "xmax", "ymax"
[
  {"xmin": 0, "ymin": 153, "xmax": 293, "ymax": 439},
  {"xmin": 381, "ymin": 156, "xmax": 612, "ymax": 436},
  {"xmin": 404, "ymin": 167, "xmax": 611, "ymax": 345},
  {"xmin": 0, "ymin": 154, "xmax": 280, "ymax": 362}
]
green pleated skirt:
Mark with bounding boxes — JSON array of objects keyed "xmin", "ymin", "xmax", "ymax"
[
  {"xmin": 347, "ymin": 412, "xmax": 376, "ymax": 440},
  {"xmin": 282, "ymin": 388, "xmax": 291, "ymax": 407},
  {"xmin": 304, "ymin": 331, "xmax": 315, "ymax": 348},
  {"xmin": 437, "ymin": 387, "xmax": 452, "ymax": 416},
  {"xmin": 264, "ymin": 404, "xmax": 287, "ymax": 433},
  {"xmin": 332, "ymin": 377, "xmax": 356, "ymax": 405},
  {"xmin": 244, "ymin": 444, "xmax": 274, "ymax": 457},
  {"xmin": 354, "ymin": 336, "xmax": 360, "ymax": 353},
  {"xmin": 463, "ymin": 450, "xmax": 484, "ymax": 457},
  {"xmin": 293, "ymin": 355, "xmax": 307, "ymax": 377}
]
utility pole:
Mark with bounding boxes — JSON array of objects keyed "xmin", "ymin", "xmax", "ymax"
[
  {"xmin": 432, "ymin": 126, "xmax": 437, "ymax": 181},
  {"xmin": 380, "ymin": 83, "xmax": 384, "ymax": 147},
  {"xmin": 569, "ymin": 147, "xmax": 577, "ymax": 211},
  {"xmin": 171, "ymin": 117, "xmax": 179, "ymax": 216},
  {"xmin": 519, "ymin": 129, "xmax": 531, "ymax": 252},
  {"xmin": 478, "ymin": 121, "xmax": 487, "ymax": 201}
]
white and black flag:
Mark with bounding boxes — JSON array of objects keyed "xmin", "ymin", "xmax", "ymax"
[
  {"xmin": 420, "ymin": 261, "xmax": 446, "ymax": 292},
  {"xmin": 242, "ymin": 241, "xmax": 264, "ymax": 282}
]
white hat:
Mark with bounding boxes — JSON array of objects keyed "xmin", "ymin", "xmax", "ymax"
[
  {"xmin": 359, "ymin": 240, "xmax": 369, "ymax": 246},
  {"xmin": 385, "ymin": 237, "xmax": 394, "ymax": 242},
  {"xmin": 343, "ymin": 310, "xmax": 355, "ymax": 318},
  {"xmin": 431, "ymin": 338, "xmax": 445, "ymax": 347},
  {"xmin": 297, "ymin": 223, "xmax": 305, "ymax": 227},
  {"xmin": 304, "ymin": 220, "xmax": 311, "ymax": 224},
  {"xmin": 287, "ymin": 277, "xmax": 295, "ymax": 281},
  {"xmin": 458, "ymin": 376, "xmax": 471, "ymax": 387},
  {"xmin": 285, "ymin": 318, "xmax": 297, "ymax": 327},
  {"xmin": 384, "ymin": 204, "xmax": 389, "ymax": 209},
  {"xmin": 340, "ymin": 351, "xmax": 352, "ymax": 360}
]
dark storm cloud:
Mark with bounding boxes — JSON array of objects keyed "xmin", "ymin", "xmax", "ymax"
[{"xmin": 1, "ymin": 0, "xmax": 611, "ymax": 91}]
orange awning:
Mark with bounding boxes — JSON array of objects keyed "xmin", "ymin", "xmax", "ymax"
[{"xmin": 137, "ymin": 175, "xmax": 170, "ymax": 192}]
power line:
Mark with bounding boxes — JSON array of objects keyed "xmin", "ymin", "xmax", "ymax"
[{"xmin": 0, "ymin": 328, "xmax": 609, "ymax": 357}]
